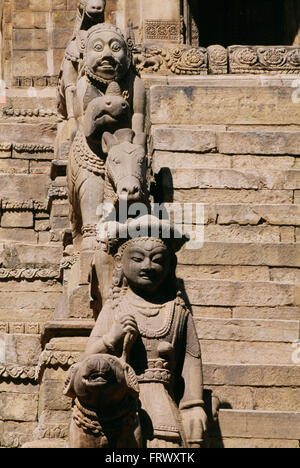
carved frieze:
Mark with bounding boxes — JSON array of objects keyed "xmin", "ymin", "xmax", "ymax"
[
  {"xmin": 143, "ymin": 20, "xmax": 181, "ymax": 43},
  {"xmin": 162, "ymin": 45, "xmax": 207, "ymax": 75},
  {"xmin": 134, "ymin": 44, "xmax": 208, "ymax": 75},
  {"xmin": 35, "ymin": 350, "xmax": 81, "ymax": 382},
  {"xmin": 0, "ymin": 364, "xmax": 36, "ymax": 381},
  {"xmin": 1, "ymin": 108, "xmax": 56, "ymax": 118},
  {"xmin": 13, "ymin": 76, "xmax": 59, "ymax": 88},
  {"xmin": 0, "ymin": 268, "xmax": 59, "ymax": 280},
  {"xmin": 207, "ymin": 45, "xmax": 228, "ymax": 74},
  {"xmin": 0, "ymin": 322, "xmax": 40, "ymax": 334},
  {"xmin": 229, "ymin": 46, "xmax": 300, "ymax": 74}
]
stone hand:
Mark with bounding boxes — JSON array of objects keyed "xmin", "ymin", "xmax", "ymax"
[
  {"xmin": 105, "ymin": 314, "xmax": 138, "ymax": 350},
  {"xmin": 181, "ymin": 406, "xmax": 207, "ymax": 448}
]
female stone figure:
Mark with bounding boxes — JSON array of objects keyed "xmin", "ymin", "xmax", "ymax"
[{"xmin": 66, "ymin": 216, "xmax": 207, "ymax": 448}]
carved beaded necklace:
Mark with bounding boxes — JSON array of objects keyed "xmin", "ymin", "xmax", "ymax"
[
  {"xmin": 72, "ymin": 130, "xmax": 106, "ymax": 176},
  {"xmin": 120, "ymin": 294, "xmax": 175, "ymax": 339}
]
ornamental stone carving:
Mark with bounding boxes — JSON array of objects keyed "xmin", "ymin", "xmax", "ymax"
[{"xmin": 64, "ymin": 216, "xmax": 208, "ymax": 448}]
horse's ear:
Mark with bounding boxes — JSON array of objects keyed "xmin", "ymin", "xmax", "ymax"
[
  {"xmin": 102, "ymin": 131, "xmax": 118, "ymax": 154},
  {"xmin": 122, "ymin": 363, "xmax": 140, "ymax": 398},
  {"xmin": 114, "ymin": 128, "xmax": 135, "ymax": 143}
]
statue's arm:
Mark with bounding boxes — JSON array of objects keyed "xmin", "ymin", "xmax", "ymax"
[
  {"xmin": 83, "ymin": 304, "xmax": 138, "ymax": 359},
  {"xmin": 132, "ymin": 75, "xmax": 146, "ymax": 135}
]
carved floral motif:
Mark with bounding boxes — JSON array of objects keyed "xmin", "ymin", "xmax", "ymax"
[
  {"xmin": 144, "ymin": 20, "xmax": 181, "ymax": 42},
  {"xmin": 229, "ymin": 45, "xmax": 300, "ymax": 73},
  {"xmin": 162, "ymin": 46, "xmax": 207, "ymax": 75}
]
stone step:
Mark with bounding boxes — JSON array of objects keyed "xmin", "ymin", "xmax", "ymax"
[
  {"xmin": 178, "ymin": 242, "xmax": 300, "ymax": 267},
  {"xmin": 203, "ymin": 364, "xmax": 300, "ymax": 412},
  {"xmin": 193, "ymin": 306, "xmax": 300, "ymax": 322},
  {"xmin": 203, "ymin": 363, "xmax": 300, "ymax": 387},
  {"xmin": 217, "ymin": 438, "xmax": 299, "ymax": 448},
  {"xmin": 201, "ymin": 339, "xmax": 296, "ymax": 365},
  {"xmin": 161, "ymin": 203, "xmax": 300, "ymax": 227},
  {"xmin": 183, "ymin": 278, "xmax": 298, "ymax": 307},
  {"xmin": 150, "ymin": 80, "xmax": 300, "ymax": 126},
  {"xmin": 153, "ymin": 151, "xmax": 300, "ymax": 171},
  {"xmin": 152, "ymin": 124, "xmax": 300, "ymax": 155},
  {"xmin": 217, "ymin": 409, "xmax": 300, "ymax": 441},
  {"xmin": 195, "ymin": 318, "xmax": 299, "ymax": 343},
  {"xmin": 171, "ymin": 188, "xmax": 293, "ymax": 205},
  {"xmin": 191, "ymin": 305, "xmax": 300, "ymax": 321},
  {"xmin": 158, "ymin": 166, "xmax": 300, "ymax": 190}
]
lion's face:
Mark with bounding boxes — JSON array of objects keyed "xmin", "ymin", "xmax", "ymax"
[
  {"xmin": 83, "ymin": 93, "xmax": 130, "ymax": 139},
  {"xmin": 74, "ymin": 354, "xmax": 128, "ymax": 408}
]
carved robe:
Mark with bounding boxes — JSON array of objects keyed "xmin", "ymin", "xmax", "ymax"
[{"xmin": 87, "ymin": 290, "xmax": 202, "ymax": 448}]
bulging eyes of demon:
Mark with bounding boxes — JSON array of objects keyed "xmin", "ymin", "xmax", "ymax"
[{"xmin": 85, "ymin": 27, "xmax": 131, "ymax": 82}]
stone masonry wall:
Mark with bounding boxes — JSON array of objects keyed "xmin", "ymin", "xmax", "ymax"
[
  {"xmin": 1, "ymin": 0, "xmax": 125, "ymax": 87},
  {"xmin": 0, "ymin": 86, "xmax": 64, "ymax": 447}
]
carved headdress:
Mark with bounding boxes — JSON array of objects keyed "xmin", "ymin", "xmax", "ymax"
[{"xmin": 97, "ymin": 214, "xmax": 189, "ymax": 257}]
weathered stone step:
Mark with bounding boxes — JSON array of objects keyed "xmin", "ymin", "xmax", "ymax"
[
  {"xmin": 185, "ymin": 279, "xmax": 297, "ymax": 307},
  {"xmin": 153, "ymin": 151, "xmax": 300, "ymax": 171},
  {"xmin": 150, "ymin": 83, "xmax": 300, "ymax": 126},
  {"xmin": 171, "ymin": 188, "xmax": 293, "ymax": 205},
  {"xmin": 190, "ymin": 224, "xmax": 293, "ymax": 244},
  {"xmin": 203, "ymin": 363, "xmax": 300, "ymax": 387},
  {"xmin": 207, "ymin": 384, "xmax": 300, "ymax": 413},
  {"xmin": 152, "ymin": 124, "xmax": 300, "ymax": 156},
  {"xmin": 159, "ymin": 167, "xmax": 300, "ymax": 190},
  {"xmin": 218, "ymin": 438, "xmax": 299, "ymax": 448},
  {"xmin": 178, "ymin": 242, "xmax": 300, "ymax": 267},
  {"xmin": 201, "ymin": 339, "xmax": 296, "ymax": 365},
  {"xmin": 191, "ymin": 305, "xmax": 300, "ymax": 321},
  {"xmin": 164, "ymin": 203, "xmax": 300, "ymax": 227},
  {"xmin": 217, "ymin": 409, "xmax": 300, "ymax": 441},
  {"xmin": 180, "ymin": 265, "xmax": 299, "ymax": 282},
  {"xmin": 231, "ymin": 306, "xmax": 300, "ymax": 321},
  {"xmin": 195, "ymin": 318, "xmax": 299, "ymax": 343}
]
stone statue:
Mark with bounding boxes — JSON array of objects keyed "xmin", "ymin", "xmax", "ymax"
[
  {"xmin": 66, "ymin": 81, "xmax": 148, "ymax": 251},
  {"xmin": 64, "ymin": 216, "xmax": 207, "ymax": 448},
  {"xmin": 65, "ymin": 23, "xmax": 147, "ymax": 251},
  {"xmin": 75, "ymin": 22, "xmax": 146, "ymax": 137},
  {"xmin": 58, "ymin": 0, "xmax": 107, "ymax": 122}
]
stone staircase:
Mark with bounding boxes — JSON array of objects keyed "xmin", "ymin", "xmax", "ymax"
[
  {"xmin": 0, "ymin": 75, "xmax": 299, "ymax": 448},
  {"xmin": 150, "ymin": 74, "xmax": 300, "ymax": 448}
]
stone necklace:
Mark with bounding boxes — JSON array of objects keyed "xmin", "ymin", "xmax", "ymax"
[{"xmin": 120, "ymin": 293, "xmax": 175, "ymax": 339}]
